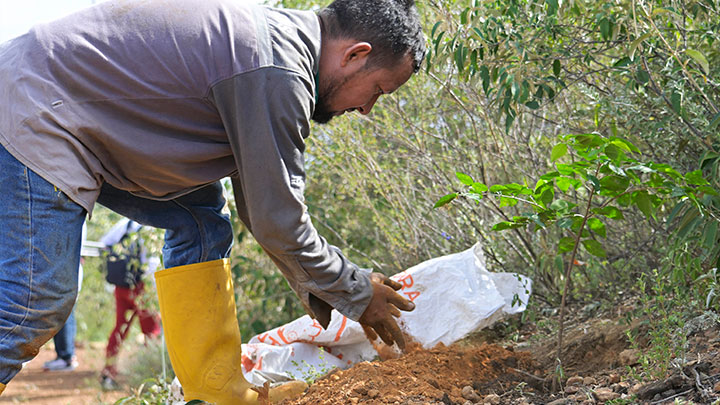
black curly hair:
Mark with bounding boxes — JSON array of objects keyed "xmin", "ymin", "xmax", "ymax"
[{"xmin": 318, "ymin": 0, "xmax": 426, "ymax": 73}]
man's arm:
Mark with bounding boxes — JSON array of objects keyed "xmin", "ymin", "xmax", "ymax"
[
  {"xmin": 211, "ymin": 68, "xmax": 414, "ymax": 347},
  {"xmin": 210, "ymin": 68, "xmax": 373, "ymax": 321}
]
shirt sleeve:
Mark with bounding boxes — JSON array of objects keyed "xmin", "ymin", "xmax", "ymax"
[{"xmin": 209, "ymin": 67, "xmax": 373, "ymax": 323}]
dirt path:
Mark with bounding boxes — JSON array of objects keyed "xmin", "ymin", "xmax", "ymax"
[{"xmin": 0, "ymin": 344, "xmax": 127, "ymax": 405}]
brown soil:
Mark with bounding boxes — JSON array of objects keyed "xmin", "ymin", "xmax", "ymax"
[
  {"xmin": 281, "ymin": 314, "xmax": 720, "ymax": 405},
  {"xmin": 284, "ymin": 342, "xmax": 535, "ymax": 405}
]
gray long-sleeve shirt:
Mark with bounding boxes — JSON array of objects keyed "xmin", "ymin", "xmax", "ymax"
[{"xmin": 0, "ymin": 0, "xmax": 372, "ymax": 323}]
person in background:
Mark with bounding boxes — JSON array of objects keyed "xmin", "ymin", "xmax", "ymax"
[
  {"xmin": 98, "ymin": 219, "xmax": 161, "ymax": 389},
  {"xmin": 42, "ymin": 222, "xmax": 87, "ymax": 372}
]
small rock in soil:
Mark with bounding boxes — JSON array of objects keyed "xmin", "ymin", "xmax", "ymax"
[
  {"xmin": 367, "ymin": 389, "xmax": 379, "ymax": 398},
  {"xmin": 461, "ymin": 386, "xmax": 481, "ymax": 402},
  {"xmin": 629, "ymin": 382, "xmax": 644, "ymax": 395},
  {"xmin": 546, "ymin": 398, "xmax": 570, "ymax": 405},
  {"xmin": 564, "ymin": 385, "xmax": 580, "ymax": 394},
  {"xmin": 594, "ymin": 387, "xmax": 620, "ymax": 401},
  {"xmin": 608, "ymin": 373, "xmax": 620, "ymax": 384},
  {"xmin": 483, "ymin": 393, "xmax": 500, "ymax": 404},
  {"xmin": 614, "ymin": 381, "xmax": 630, "ymax": 393},
  {"xmin": 566, "ymin": 375, "xmax": 584, "ymax": 386},
  {"xmin": 582, "ymin": 376, "xmax": 597, "ymax": 386}
]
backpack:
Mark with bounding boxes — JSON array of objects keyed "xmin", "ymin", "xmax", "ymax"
[{"xmin": 105, "ymin": 222, "xmax": 144, "ymax": 288}]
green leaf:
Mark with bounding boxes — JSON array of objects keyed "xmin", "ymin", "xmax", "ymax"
[
  {"xmin": 540, "ymin": 171, "xmax": 560, "ymax": 180},
  {"xmin": 703, "ymin": 220, "xmax": 718, "ymax": 248},
  {"xmin": 633, "ymin": 191, "xmax": 654, "ymax": 219},
  {"xmin": 667, "ymin": 200, "xmax": 690, "ymax": 225},
  {"xmin": 558, "ymin": 236, "xmax": 576, "ymax": 253},
  {"xmin": 599, "ymin": 18, "xmax": 611, "ymax": 40},
  {"xmin": 649, "ymin": 163, "xmax": 682, "ymax": 179},
  {"xmin": 686, "ymin": 49, "xmax": 710, "ymax": 75},
  {"xmin": 556, "ymin": 177, "xmax": 578, "ymax": 192},
  {"xmin": 685, "ymin": 169, "xmax": 709, "ymax": 186},
  {"xmin": 613, "ymin": 57, "xmax": 632, "ymax": 68},
  {"xmin": 499, "ymin": 196, "xmax": 518, "ymax": 207},
  {"xmin": 456, "ymin": 172, "xmax": 474, "ymax": 185},
  {"xmin": 546, "ymin": 0, "xmax": 558, "ymax": 15},
  {"xmin": 556, "ymin": 164, "xmax": 576, "ymax": 176},
  {"xmin": 551, "ymin": 144, "xmax": 568, "ymax": 162},
  {"xmin": 433, "ymin": 31, "xmax": 445, "ymax": 54},
  {"xmin": 434, "ymin": 193, "xmax": 458, "ymax": 208},
  {"xmin": 709, "ymin": 112, "xmax": 720, "ymax": 131},
  {"xmin": 572, "ymin": 133, "xmax": 601, "ymax": 148},
  {"xmin": 582, "ymin": 239, "xmax": 607, "ymax": 257},
  {"xmin": 556, "ymin": 217, "xmax": 574, "ymax": 229},
  {"xmin": 553, "ymin": 59, "xmax": 561, "ymax": 77},
  {"xmin": 587, "ymin": 175, "xmax": 601, "ymax": 190},
  {"xmin": 697, "ymin": 185, "xmax": 719, "ymax": 196},
  {"xmin": 471, "ymin": 182, "xmax": 488, "ymax": 194},
  {"xmin": 525, "ymin": 100, "xmax": 540, "ymax": 110},
  {"xmin": 627, "ymin": 164, "xmax": 655, "ymax": 174},
  {"xmin": 593, "ymin": 206, "xmax": 624, "ymax": 220},
  {"xmin": 671, "ymin": 91, "xmax": 682, "ymax": 114},
  {"xmin": 629, "ymin": 33, "xmax": 651, "ymax": 60},
  {"xmin": 480, "ymin": 65, "xmax": 490, "ymax": 94},
  {"xmin": 493, "ymin": 221, "xmax": 519, "ymax": 231},
  {"xmin": 550, "ymin": 199, "xmax": 569, "ymax": 211},
  {"xmin": 587, "ymin": 217, "xmax": 607, "ymax": 238},
  {"xmin": 539, "ymin": 188, "xmax": 554, "ymax": 207},
  {"xmin": 677, "ymin": 216, "xmax": 701, "ymax": 239},
  {"xmin": 607, "ymin": 163, "xmax": 626, "ymax": 176},
  {"xmin": 460, "ymin": 7, "xmax": 469, "ymax": 25},
  {"xmin": 454, "ymin": 44, "xmax": 466, "ymax": 73},
  {"xmin": 611, "ymin": 138, "xmax": 640, "ymax": 153},
  {"xmin": 636, "ymin": 69, "xmax": 650, "ymax": 84},
  {"xmin": 600, "ymin": 175, "xmax": 630, "ymax": 192},
  {"xmin": 430, "ymin": 21, "xmax": 442, "ymax": 39},
  {"xmin": 604, "ymin": 143, "xmax": 624, "ymax": 162}
]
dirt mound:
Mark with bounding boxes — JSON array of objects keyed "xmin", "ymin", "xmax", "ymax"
[
  {"xmin": 282, "ymin": 343, "xmax": 536, "ymax": 404},
  {"xmin": 526, "ymin": 318, "xmax": 633, "ymax": 376}
]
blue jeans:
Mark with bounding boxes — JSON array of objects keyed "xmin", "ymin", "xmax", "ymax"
[
  {"xmin": 96, "ymin": 181, "xmax": 233, "ymax": 267},
  {"xmin": 0, "ymin": 144, "xmax": 86, "ymax": 384},
  {"xmin": 0, "ymin": 143, "xmax": 233, "ymax": 384},
  {"xmin": 53, "ymin": 307, "xmax": 76, "ymax": 361}
]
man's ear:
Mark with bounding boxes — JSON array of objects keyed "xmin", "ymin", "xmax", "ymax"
[{"xmin": 340, "ymin": 42, "xmax": 372, "ymax": 68}]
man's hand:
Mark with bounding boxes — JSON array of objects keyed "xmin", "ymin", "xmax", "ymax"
[{"xmin": 358, "ymin": 273, "xmax": 415, "ymax": 350}]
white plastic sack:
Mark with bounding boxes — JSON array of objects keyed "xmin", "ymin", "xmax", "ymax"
[
  {"xmin": 241, "ymin": 243, "xmax": 531, "ymax": 385},
  {"xmin": 169, "ymin": 243, "xmax": 532, "ymax": 401}
]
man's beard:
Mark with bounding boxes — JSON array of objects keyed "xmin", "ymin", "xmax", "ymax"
[
  {"xmin": 312, "ymin": 72, "xmax": 353, "ymax": 124},
  {"xmin": 312, "ymin": 94, "xmax": 335, "ymax": 124}
]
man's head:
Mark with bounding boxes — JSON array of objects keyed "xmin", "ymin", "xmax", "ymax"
[{"xmin": 313, "ymin": 0, "xmax": 425, "ymax": 124}]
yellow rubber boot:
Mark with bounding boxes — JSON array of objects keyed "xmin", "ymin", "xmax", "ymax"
[
  {"xmin": 0, "ymin": 382, "xmax": 5, "ymax": 396},
  {"xmin": 155, "ymin": 259, "xmax": 307, "ymax": 404}
]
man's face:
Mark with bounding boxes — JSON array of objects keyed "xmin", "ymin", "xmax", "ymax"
[{"xmin": 313, "ymin": 57, "xmax": 415, "ymax": 124}]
